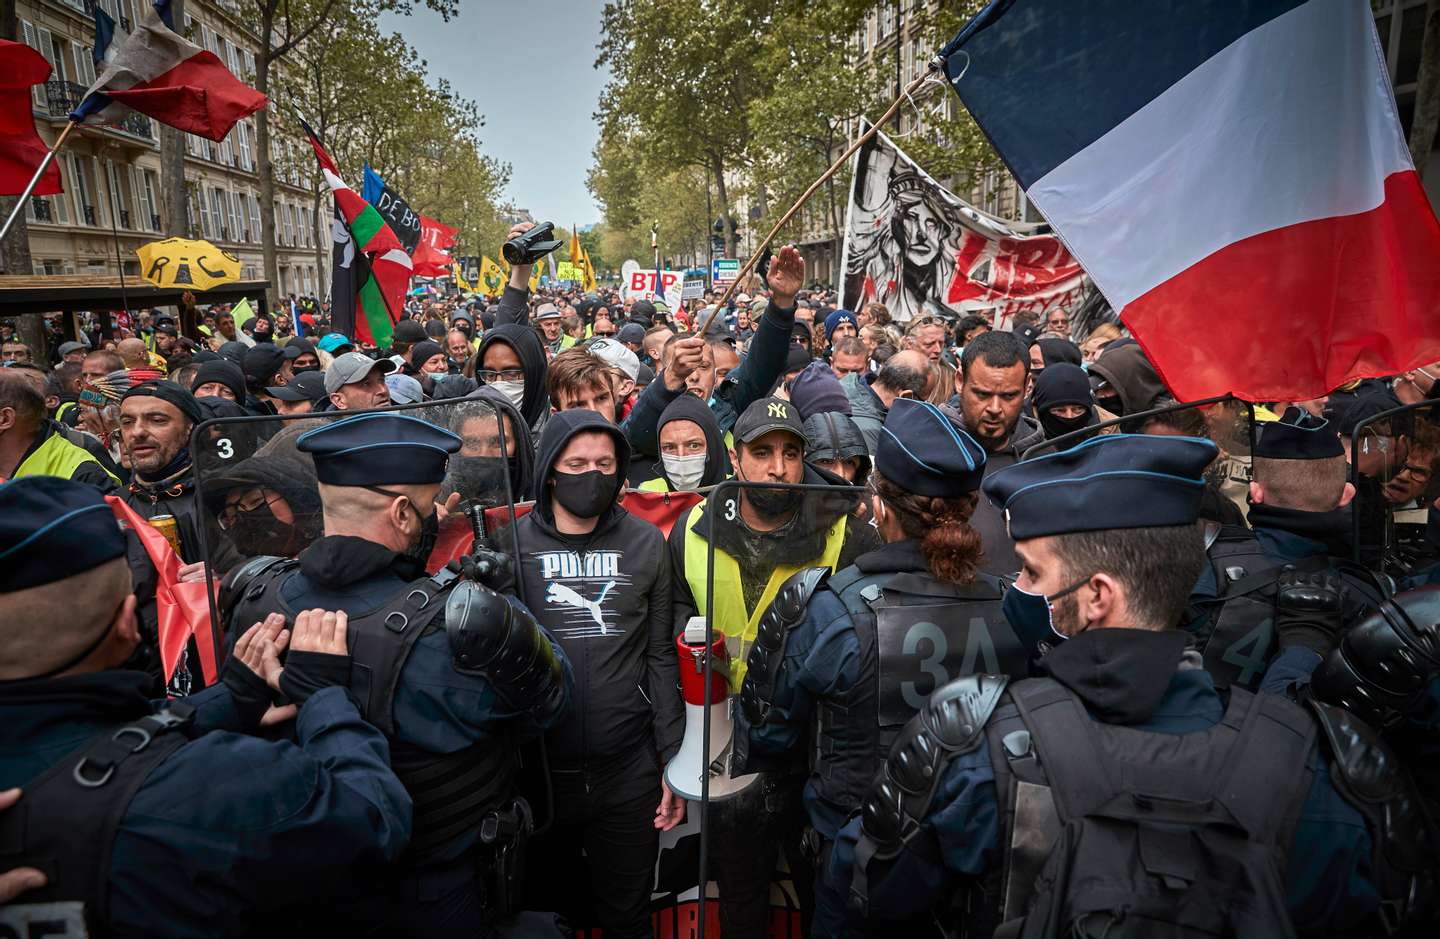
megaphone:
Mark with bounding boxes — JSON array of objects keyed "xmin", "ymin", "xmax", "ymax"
[{"xmin": 664, "ymin": 616, "xmax": 760, "ymax": 802}]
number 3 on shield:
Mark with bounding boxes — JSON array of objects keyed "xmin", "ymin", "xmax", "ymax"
[
  {"xmin": 215, "ymin": 437, "xmax": 234, "ymax": 459},
  {"xmin": 723, "ymin": 498, "xmax": 737, "ymax": 521}
]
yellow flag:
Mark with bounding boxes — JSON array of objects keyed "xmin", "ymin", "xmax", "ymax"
[
  {"xmin": 569, "ymin": 226, "xmax": 582, "ymax": 264},
  {"xmin": 453, "ymin": 262, "xmax": 474, "ymax": 294},
  {"xmin": 528, "ymin": 260, "xmax": 544, "ymax": 293},
  {"xmin": 581, "ymin": 248, "xmax": 598, "ymax": 293},
  {"xmin": 479, "ymin": 256, "xmax": 507, "ymax": 297}
]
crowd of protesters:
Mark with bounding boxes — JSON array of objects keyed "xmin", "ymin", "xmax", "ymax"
[{"xmin": 1, "ymin": 219, "xmax": 1438, "ymax": 939}]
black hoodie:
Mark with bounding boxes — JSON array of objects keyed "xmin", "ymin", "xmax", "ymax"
[
  {"xmin": 512, "ymin": 409, "xmax": 683, "ymax": 775},
  {"xmin": 463, "ymin": 385, "xmax": 537, "ymax": 499},
  {"xmin": 643, "ymin": 393, "xmax": 728, "ymax": 491},
  {"xmin": 477, "ymin": 323, "xmax": 550, "ymax": 439}
]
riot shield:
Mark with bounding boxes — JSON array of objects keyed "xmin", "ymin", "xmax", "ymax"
[
  {"xmin": 1347, "ymin": 396, "xmax": 1440, "ymax": 577},
  {"xmin": 191, "ymin": 395, "xmax": 519, "ymax": 649},
  {"xmin": 682, "ymin": 476, "xmax": 867, "ymax": 937}
]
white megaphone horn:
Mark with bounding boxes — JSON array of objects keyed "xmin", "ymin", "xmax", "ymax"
[{"xmin": 664, "ymin": 616, "xmax": 760, "ymax": 802}]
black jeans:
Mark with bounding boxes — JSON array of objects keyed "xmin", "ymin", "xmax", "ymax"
[{"xmin": 526, "ymin": 754, "xmax": 661, "ymax": 939}]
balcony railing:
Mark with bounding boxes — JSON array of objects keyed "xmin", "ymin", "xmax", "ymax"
[
  {"xmin": 120, "ymin": 209, "xmax": 132, "ymax": 229},
  {"xmin": 44, "ymin": 80, "xmax": 154, "ymax": 140},
  {"xmin": 30, "ymin": 197, "xmax": 53, "ymax": 222},
  {"xmin": 151, "ymin": 213, "xmax": 162, "ymax": 231},
  {"xmin": 82, "ymin": 204, "xmax": 96, "ymax": 226}
]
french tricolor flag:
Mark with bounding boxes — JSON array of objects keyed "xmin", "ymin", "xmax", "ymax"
[
  {"xmin": 71, "ymin": 0, "xmax": 266, "ymax": 143},
  {"xmin": 942, "ymin": 0, "xmax": 1440, "ymax": 402}
]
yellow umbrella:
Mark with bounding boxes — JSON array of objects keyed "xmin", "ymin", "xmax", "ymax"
[{"xmin": 137, "ymin": 237, "xmax": 241, "ymax": 292}]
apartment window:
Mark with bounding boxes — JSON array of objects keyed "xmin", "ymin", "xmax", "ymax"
[
  {"xmin": 228, "ymin": 190, "xmax": 244, "ymax": 242},
  {"xmin": 198, "ymin": 186, "xmax": 212, "ymax": 238},
  {"xmin": 65, "ymin": 155, "xmax": 99, "ymax": 226},
  {"xmin": 142, "ymin": 170, "xmax": 161, "ymax": 231},
  {"xmin": 283, "ymin": 203, "xmax": 295, "ymax": 246},
  {"xmin": 104, "ymin": 160, "xmax": 132, "ymax": 229},
  {"xmin": 210, "ymin": 187, "xmax": 227, "ymax": 239},
  {"xmin": 236, "ymin": 120, "xmax": 253, "ymax": 171},
  {"xmin": 72, "ymin": 45, "xmax": 97, "ymax": 89},
  {"xmin": 248, "ymin": 193, "xmax": 262, "ymax": 243}
]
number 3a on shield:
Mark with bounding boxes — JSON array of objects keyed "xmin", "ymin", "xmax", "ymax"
[{"xmin": 215, "ymin": 438, "xmax": 234, "ymax": 459}]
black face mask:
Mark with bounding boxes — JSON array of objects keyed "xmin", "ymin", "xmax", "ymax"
[
  {"xmin": 745, "ymin": 485, "xmax": 801, "ymax": 521},
  {"xmin": 552, "ymin": 469, "xmax": 618, "ymax": 519},
  {"xmin": 293, "ymin": 365, "xmax": 320, "ymax": 375},
  {"xmin": 229, "ymin": 501, "xmax": 310, "ymax": 557},
  {"xmin": 409, "ymin": 504, "xmax": 440, "ymax": 564},
  {"xmin": 1038, "ymin": 408, "xmax": 1094, "ymax": 443}
]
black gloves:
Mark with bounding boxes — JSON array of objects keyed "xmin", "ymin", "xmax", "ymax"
[
  {"xmin": 221, "ymin": 654, "xmax": 274, "ymax": 729},
  {"xmin": 1275, "ymin": 569, "xmax": 1346, "ymax": 654},
  {"xmin": 278, "ymin": 650, "xmax": 352, "ymax": 705}
]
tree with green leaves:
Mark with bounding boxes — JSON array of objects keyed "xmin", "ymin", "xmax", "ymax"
[{"xmin": 249, "ymin": 0, "xmax": 458, "ymax": 303}]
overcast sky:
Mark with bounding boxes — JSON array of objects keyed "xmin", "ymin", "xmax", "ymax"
[{"xmin": 380, "ymin": 1, "xmax": 610, "ymax": 227}]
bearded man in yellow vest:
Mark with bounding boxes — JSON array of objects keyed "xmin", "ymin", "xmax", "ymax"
[{"xmin": 667, "ymin": 394, "xmax": 878, "ymax": 939}]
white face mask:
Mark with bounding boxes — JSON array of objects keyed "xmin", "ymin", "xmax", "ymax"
[
  {"xmin": 491, "ymin": 379, "xmax": 525, "ymax": 408},
  {"xmin": 661, "ymin": 453, "xmax": 707, "ymax": 490}
]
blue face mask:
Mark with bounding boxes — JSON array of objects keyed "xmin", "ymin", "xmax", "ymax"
[{"xmin": 1002, "ymin": 577, "xmax": 1090, "ymax": 660}]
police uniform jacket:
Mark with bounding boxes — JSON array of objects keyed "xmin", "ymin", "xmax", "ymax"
[
  {"xmin": 827, "ymin": 629, "xmax": 1384, "ymax": 937},
  {"xmin": 740, "ymin": 540, "xmax": 1017, "ymax": 841},
  {"xmin": 0, "ymin": 670, "xmax": 411, "ymax": 937}
]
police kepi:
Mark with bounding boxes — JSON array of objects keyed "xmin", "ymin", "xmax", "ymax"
[{"xmin": 841, "ymin": 433, "xmax": 1437, "ymax": 937}]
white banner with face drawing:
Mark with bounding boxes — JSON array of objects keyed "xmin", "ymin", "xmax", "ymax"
[{"xmin": 838, "ymin": 120, "xmax": 1089, "ymax": 328}]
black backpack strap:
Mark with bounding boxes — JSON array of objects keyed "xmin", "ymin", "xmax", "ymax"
[
  {"xmin": 349, "ymin": 566, "xmax": 462, "ymax": 735},
  {"xmin": 0, "ymin": 705, "xmax": 195, "ymax": 935},
  {"xmin": 849, "ymin": 674, "xmax": 1009, "ymax": 915},
  {"xmin": 1006, "ymin": 679, "xmax": 1120, "ymax": 821}
]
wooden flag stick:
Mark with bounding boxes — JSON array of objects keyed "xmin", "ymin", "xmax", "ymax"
[
  {"xmin": 694, "ymin": 63, "xmax": 940, "ymax": 336},
  {"xmin": 0, "ymin": 120, "xmax": 77, "ymax": 245}
]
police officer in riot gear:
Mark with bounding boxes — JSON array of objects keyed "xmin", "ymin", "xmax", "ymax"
[
  {"xmin": 735, "ymin": 398, "xmax": 1028, "ymax": 936},
  {"xmin": 835, "ymin": 434, "xmax": 1438, "ymax": 938},
  {"xmin": 0, "ymin": 476, "xmax": 413, "ymax": 938},
  {"xmin": 221, "ymin": 411, "xmax": 574, "ymax": 937},
  {"xmin": 1187, "ymin": 409, "xmax": 1384, "ymax": 691}
]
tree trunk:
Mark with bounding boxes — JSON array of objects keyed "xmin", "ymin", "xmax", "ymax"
[
  {"xmin": 159, "ymin": 0, "xmax": 187, "ymax": 238},
  {"xmin": 256, "ymin": 24, "xmax": 278, "ymax": 306},
  {"xmin": 1410, "ymin": 0, "xmax": 1440, "ymax": 180},
  {"xmin": 712, "ymin": 155, "xmax": 736, "ymax": 259}
]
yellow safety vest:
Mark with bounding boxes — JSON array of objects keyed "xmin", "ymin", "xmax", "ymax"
[
  {"xmin": 13, "ymin": 431, "xmax": 118, "ymax": 485},
  {"xmin": 682, "ymin": 500, "xmax": 847, "ymax": 689},
  {"xmin": 637, "ymin": 476, "xmax": 670, "ymax": 493}
]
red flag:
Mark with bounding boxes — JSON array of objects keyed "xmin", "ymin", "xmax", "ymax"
[
  {"xmin": 0, "ymin": 40, "xmax": 62, "ymax": 197},
  {"xmin": 411, "ymin": 215, "xmax": 459, "ymax": 277},
  {"xmin": 106, "ymin": 496, "xmax": 219, "ymax": 689}
]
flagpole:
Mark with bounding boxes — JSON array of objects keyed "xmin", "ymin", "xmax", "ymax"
[
  {"xmin": 0, "ymin": 120, "xmax": 78, "ymax": 245},
  {"xmin": 694, "ymin": 62, "xmax": 939, "ymax": 336}
]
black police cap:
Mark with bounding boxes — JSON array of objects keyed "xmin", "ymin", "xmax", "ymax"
[
  {"xmin": 297, "ymin": 412, "xmax": 461, "ymax": 486},
  {"xmin": 982, "ymin": 433, "xmax": 1217, "ymax": 540},
  {"xmin": 0, "ymin": 476, "xmax": 126, "ymax": 593}
]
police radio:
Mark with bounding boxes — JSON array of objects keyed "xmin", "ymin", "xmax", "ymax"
[{"xmin": 665, "ymin": 617, "xmax": 760, "ymax": 802}]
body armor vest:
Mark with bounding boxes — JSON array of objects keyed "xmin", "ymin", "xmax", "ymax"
[
  {"xmin": 0, "ymin": 706, "xmax": 194, "ymax": 938},
  {"xmin": 812, "ymin": 568, "xmax": 1023, "ymax": 819},
  {"xmin": 227, "ymin": 560, "xmax": 514, "ymax": 863}
]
